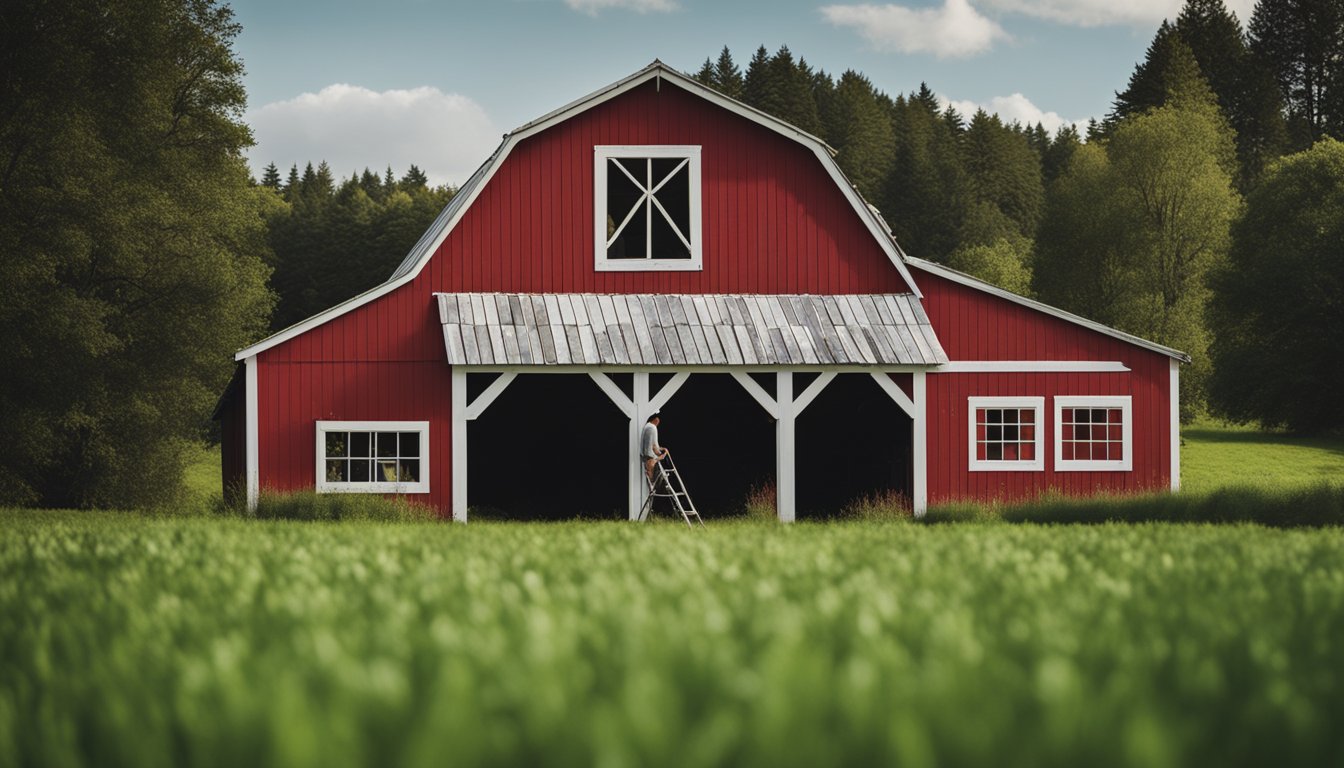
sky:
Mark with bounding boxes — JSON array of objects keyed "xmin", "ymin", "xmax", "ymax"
[{"xmin": 232, "ymin": 0, "xmax": 1257, "ymax": 187}]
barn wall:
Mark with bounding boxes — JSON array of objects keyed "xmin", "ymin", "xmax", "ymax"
[
  {"xmin": 256, "ymin": 360, "xmax": 455, "ymax": 513},
  {"xmin": 917, "ymin": 270, "xmax": 1174, "ymax": 502}
]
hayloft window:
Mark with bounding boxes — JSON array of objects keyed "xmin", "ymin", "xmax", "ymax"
[
  {"xmin": 594, "ymin": 146, "xmax": 702, "ymax": 272},
  {"xmin": 968, "ymin": 397, "xmax": 1045, "ymax": 471},
  {"xmin": 315, "ymin": 421, "xmax": 429, "ymax": 493},
  {"xmin": 1055, "ymin": 397, "xmax": 1132, "ymax": 471}
]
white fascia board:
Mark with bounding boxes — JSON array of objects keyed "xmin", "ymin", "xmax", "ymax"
[
  {"xmin": 235, "ymin": 61, "xmax": 925, "ymax": 360},
  {"xmin": 938, "ymin": 361, "xmax": 1130, "ymax": 373},
  {"xmin": 906, "ymin": 257, "xmax": 1191, "ymax": 363}
]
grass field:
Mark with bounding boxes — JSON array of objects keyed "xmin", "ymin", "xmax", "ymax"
[
  {"xmin": 1181, "ymin": 418, "xmax": 1344, "ymax": 493},
  {"xmin": 3, "ymin": 513, "xmax": 1343, "ymax": 767}
]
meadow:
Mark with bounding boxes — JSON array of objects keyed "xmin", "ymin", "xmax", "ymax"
[{"xmin": 1, "ymin": 421, "xmax": 1342, "ymax": 767}]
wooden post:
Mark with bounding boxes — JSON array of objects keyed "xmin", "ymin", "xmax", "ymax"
[
  {"xmin": 451, "ymin": 367, "xmax": 468, "ymax": 522},
  {"xmin": 776, "ymin": 371, "xmax": 795, "ymax": 523},
  {"xmin": 244, "ymin": 354, "xmax": 259, "ymax": 513},
  {"xmin": 912, "ymin": 371, "xmax": 927, "ymax": 518},
  {"xmin": 630, "ymin": 373, "xmax": 649, "ymax": 521}
]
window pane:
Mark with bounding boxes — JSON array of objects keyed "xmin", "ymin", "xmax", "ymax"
[
  {"xmin": 1022, "ymin": 425, "xmax": 1035, "ymax": 440},
  {"xmin": 1061, "ymin": 408, "xmax": 1074, "ymax": 424},
  {"xmin": 987, "ymin": 444, "xmax": 1002, "ymax": 460},
  {"xmin": 1004, "ymin": 444, "xmax": 1019, "ymax": 460},
  {"xmin": 986, "ymin": 410, "xmax": 1002, "ymax": 424},
  {"xmin": 987, "ymin": 426, "xmax": 1002, "ymax": 442},
  {"xmin": 976, "ymin": 443, "xmax": 987, "ymax": 460},
  {"xmin": 398, "ymin": 460, "xmax": 420, "ymax": 483},
  {"xmin": 350, "ymin": 432, "xmax": 370, "ymax": 457},
  {"xmin": 399, "ymin": 432, "xmax": 420, "ymax": 458},
  {"xmin": 650, "ymin": 207, "xmax": 691, "ymax": 260},
  {"xmin": 653, "ymin": 160, "xmax": 690, "ymax": 237},
  {"xmin": 607, "ymin": 205, "xmax": 648, "ymax": 259},
  {"xmin": 607, "ymin": 160, "xmax": 643, "ymax": 238},
  {"xmin": 351, "ymin": 460, "xmax": 371, "ymax": 482},
  {"xmin": 1021, "ymin": 443, "xmax": 1035, "ymax": 460},
  {"xmin": 1020, "ymin": 411, "xmax": 1035, "ymax": 426},
  {"xmin": 1003, "ymin": 410, "xmax": 1019, "ymax": 424},
  {"xmin": 1109, "ymin": 425, "xmax": 1122, "ymax": 441},
  {"xmin": 1004, "ymin": 425, "xmax": 1019, "ymax": 442},
  {"xmin": 377, "ymin": 432, "xmax": 397, "ymax": 457},
  {"xmin": 326, "ymin": 460, "xmax": 348, "ymax": 482},
  {"xmin": 377, "ymin": 460, "xmax": 398, "ymax": 482},
  {"xmin": 1092, "ymin": 409, "xmax": 1108, "ymax": 423},
  {"xmin": 326, "ymin": 432, "xmax": 348, "ymax": 458}
]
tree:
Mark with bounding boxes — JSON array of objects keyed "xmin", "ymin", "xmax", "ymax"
[
  {"xmin": 959, "ymin": 110, "xmax": 1044, "ymax": 240},
  {"xmin": 824, "ymin": 71, "xmax": 894, "ymax": 204},
  {"xmin": 1042, "ymin": 125, "xmax": 1082, "ymax": 183},
  {"xmin": 260, "ymin": 162, "xmax": 282, "ymax": 189},
  {"xmin": 1250, "ymin": 0, "xmax": 1344, "ymax": 147},
  {"xmin": 713, "ymin": 46, "xmax": 744, "ymax": 100},
  {"xmin": 884, "ymin": 85, "xmax": 969, "ymax": 261},
  {"xmin": 1037, "ymin": 72, "xmax": 1239, "ymax": 418},
  {"xmin": 400, "ymin": 164, "xmax": 429, "ymax": 189},
  {"xmin": 0, "ymin": 0, "xmax": 274, "ymax": 506},
  {"xmin": 1209, "ymin": 139, "xmax": 1344, "ymax": 432}
]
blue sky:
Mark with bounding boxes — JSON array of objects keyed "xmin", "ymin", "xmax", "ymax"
[{"xmin": 232, "ymin": 0, "xmax": 1256, "ymax": 186}]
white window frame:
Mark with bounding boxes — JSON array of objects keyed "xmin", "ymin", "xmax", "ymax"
[
  {"xmin": 1054, "ymin": 396, "xmax": 1133, "ymax": 472},
  {"xmin": 593, "ymin": 145, "xmax": 703, "ymax": 272},
  {"xmin": 968, "ymin": 397, "xmax": 1045, "ymax": 472},
  {"xmin": 315, "ymin": 420, "xmax": 430, "ymax": 494}
]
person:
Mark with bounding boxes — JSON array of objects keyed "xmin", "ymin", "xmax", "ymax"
[{"xmin": 640, "ymin": 412, "xmax": 669, "ymax": 481}]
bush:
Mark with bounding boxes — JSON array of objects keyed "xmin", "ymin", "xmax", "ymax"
[
  {"xmin": 742, "ymin": 482, "xmax": 777, "ymax": 521},
  {"xmin": 925, "ymin": 483, "xmax": 1344, "ymax": 527},
  {"xmin": 217, "ymin": 489, "xmax": 439, "ymax": 522},
  {"xmin": 839, "ymin": 490, "xmax": 913, "ymax": 522}
]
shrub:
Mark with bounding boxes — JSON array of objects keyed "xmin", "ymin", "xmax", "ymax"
[
  {"xmin": 217, "ymin": 489, "xmax": 439, "ymax": 522},
  {"xmin": 839, "ymin": 489, "xmax": 913, "ymax": 522},
  {"xmin": 742, "ymin": 482, "xmax": 777, "ymax": 521}
]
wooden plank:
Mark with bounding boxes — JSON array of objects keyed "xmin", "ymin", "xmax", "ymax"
[
  {"xmin": 486, "ymin": 323, "xmax": 507, "ymax": 365},
  {"xmin": 577, "ymin": 320, "xmax": 600, "ymax": 365},
  {"xmin": 870, "ymin": 294, "xmax": 897, "ymax": 326},
  {"xmin": 474, "ymin": 325, "xmax": 494, "ymax": 365},
  {"xmin": 650, "ymin": 321, "xmax": 674, "ymax": 364},
  {"xmin": 584, "ymin": 295, "xmax": 614, "ymax": 362},
  {"xmin": 892, "ymin": 325, "xmax": 921, "ymax": 364},
  {"xmin": 767, "ymin": 328, "xmax": 793, "ymax": 364},
  {"xmin": 724, "ymin": 296, "xmax": 746, "ymax": 325},
  {"xmin": 440, "ymin": 294, "xmax": 459, "ymax": 324},
  {"xmin": 675, "ymin": 325, "xmax": 702, "ymax": 364},
  {"xmin": 834, "ymin": 295, "xmax": 859, "ymax": 326},
  {"xmin": 766, "ymin": 299, "xmax": 802, "ymax": 363},
  {"xmin": 681, "ymin": 297, "xmax": 713, "ymax": 364},
  {"xmin": 857, "ymin": 295, "xmax": 885, "ymax": 327},
  {"xmin": 495, "ymin": 294, "xmax": 513, "ymax": 325},
  {"xmin": 508, "ymin": 295, "xmax": 525, "ymax": 326},
  {"xmin": 625, "ymin": 297, "xmax": 657, "ymax": 365},
  {"xmin": 795, "ymin": 298, "xmax": 834, "ymax": 365},
  {"xmin": 556, "ymin": 294, "xmax": 577, "ymax": 325},
  {"xmin": 668, "ymin": 295, "xmax": 689, "ymax": 326},
  {"xmin": 821, "ymin": 296, "xmax": 846, "ymax": 327},
  {"xmin": 691, "ymin": 296, "xmax": 713, "ymax": 325},
  {"xmin": 518, "ymin": 297, "xmax": 543, "ymax": 364},
  {"xmin": 461, "ymin": 320, "xmax": 480, "ymax": 364},
  {"xmin": 483, "ymin": 293, "xmax": 501, "ymax": 327},
  {"xmin": 532, "ymin": 296, "xmax": 556, "ymax": 365},
  {"xmin": 920, "ymin": 325, "xmax": 948, "ymax": 363},
  {"xmin": 742, "ymin": 299, "xmax": 774, "ymax": 364},
  {"xmin": 607, "ymin": 324, "xmax": 631, "ymax": 365},
  {"xmin": 470, "ymin": 295, "xmax": 488, "ymax": 328},
  {"xmin": 831, "ymin": 323, "xmax": 861, "ymax": 363},
  {"xmin": 564, "ymin": 326, "xmax": 583, "ymax": 365},
  {"xmin": 597, "ymin": 294, "xmax": 620, "ymax": 328},
  {"xmin": 443, "ymin": 323, "xmax": 465, "ymax": 364},
  {"xmin": 882, "ymin": 325, "xmax": 914, "ymax": 363},
  {"xmin": 904, "ymin": 320, "xmax": 936, "ymax": 363},
  {"xmin": 612, "ymin": 298, "xmax": 642, "ymax": 364},
  {"xmin": 847, "ymin": 325, "xmax": 878, "ymax": 364},
  {"xmin": 733, "ymin": 326, "xmax": 759, "ymax": 365},
  {"xmin": 501, "ymin": 324, "xmax": 520, "ymax": 363},
  {"xmin": 716, "ymin": 325, "xmax": 744, "ymax": 365}
]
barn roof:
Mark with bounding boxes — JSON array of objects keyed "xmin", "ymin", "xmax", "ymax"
[
  {"xmin": 235, "ymin": 61, "xmax": 923, "ymax": 361},
  {"xmin": 436, "ymin": 293, "xmax": 948, "ymax": 367}
]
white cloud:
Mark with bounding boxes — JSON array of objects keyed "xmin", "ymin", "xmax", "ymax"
[
  {"xmin": 821, "ymin": 0, "xmax": 1009, "ymax": 58},
  {"xmin": 940, "ymin": 92, "xmax": 1088, "ymax": 134},
  {"xmin": 976, "ymin": 0, "xmax": 1256, "ymax": 28},
  {"xmin": 565, "ymin": 0, "xmax": 677, "ymax": 15},
  {"xmin": 247, "ymin": 84, "xmax": 497, "ymax": 188}
]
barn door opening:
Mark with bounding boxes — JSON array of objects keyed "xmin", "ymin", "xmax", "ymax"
[
  {"xmin": 796, "ymin": 373, "xmax": 913, "ymax": 518},
  {"xmin": 467, "ymin": 374, "xmax": 627, "ymax": 520},
  {"xmin": 651, "ymin": 373, "xmax": 775, "ymax": 517}
]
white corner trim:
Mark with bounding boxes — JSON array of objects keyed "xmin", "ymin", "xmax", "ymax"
[
  {"xmin": 1053, "ymin": 396, "xmax": 1133, "ymax": 472},
  {"xmin": 452, "ymin": 369, "xmax": 468, "ymax": 522},
  {"xmin": 593, "ymin": 145, "xmax": 703, "ymax": 273},
  {"xmin": 967, "ymin": 396, "xmax": 1045, "ymax": 472},
  {"xmin": 938, "ymin": 361, "xmax": 1129, "ymax": 373},
  {"xmin": 912, "ymin": 371, "xmax": 927, "ymax": 518},
  {"xmin": 907, "ymin": 257, "xmax": 1189, "ymax": 362},
  {"xmin": 234, "ymin": 63, "xmax": 928, "ymax": 361},
  {"xmin": 244, "ymin": 355, "xmax": 259, "ymax": 511},
  {"xmin": 315, "ymin": 420, "xmax": 430, "ymax": 494},
  {"xmin": 1170, "ymin": 359, "xmax": 1181, "ymax": 491},
  {"xmin": 464, "ymin": 372, "xmax": 517, "ymax": 421}
]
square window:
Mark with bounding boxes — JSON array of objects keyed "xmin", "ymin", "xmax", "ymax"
[
  {"xmin": 969, "ymin": 398, "xmax": 1044, "ymax": 472},
  {"xmin": 376, "ymin": 432, "xmax": 397, "ymax": 458},
  {"xmin": 351, "ymin": 432, "xmax": 370, "ymax": 457},
  {"xmin": 595, "ymin": 146, "xmax": 702, "ymax": 272},
  {"xmin": 1055, "ymin": 397, "xmax": 1131, "ymax": 472},
  {"xmin": 316, "ymin": 422, "xmax": 429, "ymax": 494},
  {"xmin": 326, "ymin": 432, "xmax": 348, "ymax": 458}
]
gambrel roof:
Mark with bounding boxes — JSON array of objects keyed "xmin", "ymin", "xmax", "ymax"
[{"xmin": 236, "ymin": 61, "xmax": 922, "ymax": 361}]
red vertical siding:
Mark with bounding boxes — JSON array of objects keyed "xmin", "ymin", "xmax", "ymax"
[{"xmin": 916, "ymin": 270, "xmax": 1174, "ymax": 503}]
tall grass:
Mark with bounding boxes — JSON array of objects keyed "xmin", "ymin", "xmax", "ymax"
[{"xmin": 213, "ymin": 488, "xmax": 439, "ymax": 522}]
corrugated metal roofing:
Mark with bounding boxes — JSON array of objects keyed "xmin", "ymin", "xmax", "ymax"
[{"xmin": 435, "ymin": 293, "xmax": 948, "ymax": 367}]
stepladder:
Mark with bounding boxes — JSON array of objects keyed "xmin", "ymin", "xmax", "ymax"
[{"xmin": 639, "ymin": 453, "xmax": 704, "ymax": 528}]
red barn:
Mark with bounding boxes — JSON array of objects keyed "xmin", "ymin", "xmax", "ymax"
[{"xmin": 217, "ymin": 62, "xmax": 1186, "ymax": 521}]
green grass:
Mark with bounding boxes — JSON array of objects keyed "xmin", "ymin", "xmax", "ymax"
[
  {"xmin": 1181, "ymin": 417, "xmax": 1344, "ymax": 493},
  {"xmin": 3, "ymin": 512, "xmax": 1344, "ymax": 767}
]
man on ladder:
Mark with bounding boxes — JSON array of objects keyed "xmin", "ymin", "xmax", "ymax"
[{"xmin": 639, "ymin": 412, "xmax": 705, "ymax": 527}]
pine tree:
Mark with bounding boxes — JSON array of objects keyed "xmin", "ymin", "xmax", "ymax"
[
  {"xmin": 885, "ymin": 87, "xmax": 970, "ymax": 261},
  {"xmin": 742, "ymin": 46, "xmax": 779, "ymax": 114},
  {"xmin": 260, "ymin": 162, "xmax": 282, "ymax": 189},
  {"xmin": 823, "ymin": 71, "xmax": 894, "ymax": 204},
  {"xmin": 960, "ymin": 110, "xmax": 1045, "ymax": 240},
  {"xmin": 384, "ymin": 165, "xmax": 396, "ymax": 191},
  {"xmin": 714, "ymin": 46, "xmax": 744, "ymax": 99},
  {"xmin": 1042, "ymin": 125, "xmax": 1082, "ymax": 182},
  {"xmin": 314, "ymin": 160, "xmax": 335, "ymax": 198},
  {"xmin": 1111, "ymin": 21, "xmax": 1181, "ymax": 124},
  {"xmin": 1249, "ymin": 0, "xmax": 1344, "ymax": 147},
  {"xmin": 694, "ymin": 57, "xmax": 715, "ymax": 87},
  {"xmin": 401, "ymin": 164, "xmax": 429, "ymax": 189},
  {"xmin": 283, "ymin": 164, "xmax": 300, "ymax": 201}
]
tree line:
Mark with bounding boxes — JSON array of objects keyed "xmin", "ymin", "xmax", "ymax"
[{"xmin": 1, "ymin": 0, "xmax": 1341, "ymax": 508}]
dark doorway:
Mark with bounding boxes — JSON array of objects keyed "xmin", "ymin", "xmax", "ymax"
[
  {"xmin": 654, "ymin": 374, "xmax": 776, "ymax": 517},
  {"xmin": 469, "ymin": 374, "xmax": 627, "ymax": 520},
  {"xmin": 796, "ymin": 374, "xmax": 912, "ymax": 518}
]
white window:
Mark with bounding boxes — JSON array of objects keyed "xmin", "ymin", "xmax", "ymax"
[
  {"xmin": 1054, "ymin": 396, "xmax": 1132, "ymax": 472},
  {"xmin": 968, "ymin": 397, "xmax": 1045, "ymax": 471},
  {"xmin": 315, "ymin": 421, "xmax": 429, "ymax": 494},
  {"xmin": 594, "ymin": 145, "xmax": 702, "ymax": 272}
]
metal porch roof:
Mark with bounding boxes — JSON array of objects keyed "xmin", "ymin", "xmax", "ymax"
[{"xmin": 436, "ymin": 293, "xmax": 948, "ymax": 367}]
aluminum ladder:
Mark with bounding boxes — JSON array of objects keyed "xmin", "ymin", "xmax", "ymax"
[{"xmin": 639, "ymin": 453, "xmax": 705, "ymax": 528}]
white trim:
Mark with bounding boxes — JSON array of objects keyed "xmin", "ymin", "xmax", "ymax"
[
  {"xmin": 649, "ymin": 372, "xmax": 690, "ymax": 413},
  {"xmin": 967, "ymin": 396, "xmax": 1046, "ymax": 472},
  {"xmin": 906, "ymin": 257, "xmax": 1190, "ymax": 362},
  {"xmin": 1170, "ymin": 360, "xmax": 1180, "ymax": 491},
  {"xmin": 792, "ymin": 372, "xmax": 836, "ymax": 414},
  {"xmin": 452, "ymin": 369, "xmax": 468, "ymax": 521},
  {"xmin": 234, "ymin": 62, "xmax": 925, "ymax": 361},
  {"xmin": 912, "ymin": 372, "xmax": 927, "ymax": 517},
  {"xmin": 588, "ymin": 371, "xmax": 636, "ymax": 418},
  {"xmin": 456, "ymin": 364, "xmax": 939, "ymax": 375},
  {"xmin": 244, "ymin": 355, "xmax": 259, "ymax": 512},
  {"xmin": 776, "ymin": 372, "xmax": 796, "ymax": 523},
  {"xmin": 464, "ymin": 372, "xmax": 517, "ymax": 421},
  {"xmin": 1054, "ymin": 396, "xmax": 1133, "ymax": 472},
  {"xmin": 730, "ymin": 372, "xmax": 781, "ymax": 420},
  {"xmin": 868, "ymin": 372, "xmax": 917, "ymax": 418},
  {"xmin": 315, "ymin": 420, "xmax": 430, "ymax": 494},
  {"xmin": 594, "ymin": 145, "xmax": 703, "ymax": 272},
  {"xmin": 938, "ymin": 361, "xmax": 1130, "ymax": 373}
]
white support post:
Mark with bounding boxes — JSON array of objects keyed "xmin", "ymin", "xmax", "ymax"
[
  {"xmin": 1170, "ymin": 359, "xmax": 1181, "ymax": 492},
  {"xmin": 630, "ymin": 373, "xmax": 650, "ymax": 521},
  {"xmin": 776, "ymin": 372, "xmax": 796, "ymax": 523},
  {"xmin": 244, "ymin": 355, "xmax": 259, "ymax": 513},
  {"xmin": 464, "ymin": 373, "xmax": 517, "ymax": 421},
  {"xmin": 912, "ymin": 371, "xmax": 928, "ymax": 518},
  {"xmin": 451, "ymin": 367, "xmax": 468, "ymax": 522}
]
